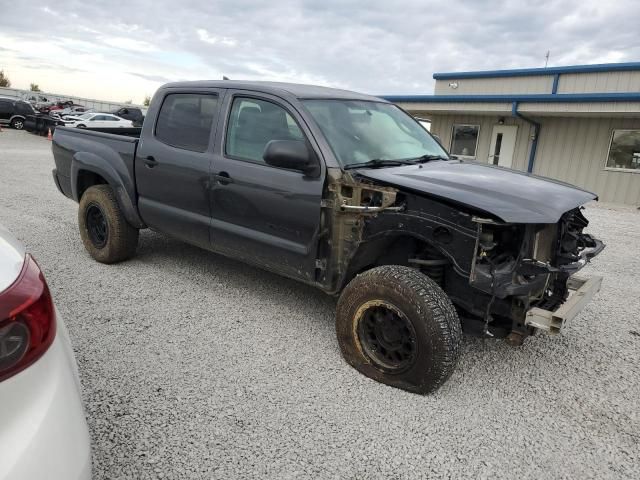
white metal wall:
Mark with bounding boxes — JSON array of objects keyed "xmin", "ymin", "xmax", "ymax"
[
  {"xmin": 0, "ymin": 86, "xmax": 143, "ymax": 112},
  {"xmin": 434, "ymin": 76, "xmax": 553, "ymax": 95},
  {"xmin": 434, "ymin": 70, "xmax": 640, "ymax": 96},
  {"xmin": 534, "ymin": 116, "xmax": 640, "ymax": 205},
  {"xmin": 429, "ymin": 114, "xmax": 640, "ymax": 205},
  {"xmin": 558, "ymin": 71, "xmax": 640, "ymax": 94}
]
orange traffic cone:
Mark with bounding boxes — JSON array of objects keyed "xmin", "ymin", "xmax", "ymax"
[{"xmin": 47, "ymin": 128, "xmax": 52, "ymax": 141}]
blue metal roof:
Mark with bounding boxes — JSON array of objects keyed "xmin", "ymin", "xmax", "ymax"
[
  {"xmin": 381, "ymin": 92, "xmax": 640, "ymax": 104},
  {"xmin": 433, "ymin": 62, "xmax": 640, "ymax": 80}
]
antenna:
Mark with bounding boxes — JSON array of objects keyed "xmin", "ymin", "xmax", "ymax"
[{"xmin": 544, "ymin": 50, "xmax": 550, "ymax": 68}]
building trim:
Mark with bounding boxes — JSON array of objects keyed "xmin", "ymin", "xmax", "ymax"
[
  {"xmin": 432, "ymin": 62, "xmax": 640, "ymax": 80},
  {"xmin": 511, "ymin": 102, "xmax": 541, "ymax": 173},
  {"xmin": 381, "ymin": 92, "xmax": 640, "ymax": 104},
  {"xmin": 551, "ymin": 74, "xmax": 560, "ymax": 94}
]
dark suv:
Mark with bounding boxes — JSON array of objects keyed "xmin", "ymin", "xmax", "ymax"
[
  {"xmin": 111, "ymin": 107, "xmax": 145, "ymax": 127},
  {"xmin": 0, "ymin": 97, "xmax": 37, "ymax": 130}
]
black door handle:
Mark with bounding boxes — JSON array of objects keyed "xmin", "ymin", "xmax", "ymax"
[
  {"xmin": 144, "ymin": 156, "xmax": 158, "ymax": 168},
  {"xmin": 214, "ymin": 172, "xmax": 234, "ymax": 185}
]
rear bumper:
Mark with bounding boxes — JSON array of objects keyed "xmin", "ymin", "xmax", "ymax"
[
  {"xmin": 0, "ymin": 312, "xmax": 91, "ymax": 480},
  {"xmin": 525, "ymin": 275, "xmax": 603, "ymax": 334}
]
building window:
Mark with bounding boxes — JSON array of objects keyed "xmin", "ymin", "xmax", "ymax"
[
  {"xmin": 606, "ymin": 130, "xmax": 640, "ymax": 171},
  {"xmin": 450, "ymin": 124, "xmax": 480, "ymax": 158}
]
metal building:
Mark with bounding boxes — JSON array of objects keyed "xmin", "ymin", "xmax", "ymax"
[{"xmin": 383, "ymin": 62, "xmax": 640, "ymax": 206}]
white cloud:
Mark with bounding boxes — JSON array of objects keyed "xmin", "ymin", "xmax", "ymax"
[
  {"xmin": 1, "ymin": 0, "xmax": 639, "ymax": 103},
  {"xmin": 197, "ymin": 29, "xmax": 237, "ymax": 47}
]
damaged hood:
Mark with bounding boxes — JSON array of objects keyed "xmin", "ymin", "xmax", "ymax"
[{"xmin": 356, "ymin": 160, "xmax": 597, "ymax": 223}]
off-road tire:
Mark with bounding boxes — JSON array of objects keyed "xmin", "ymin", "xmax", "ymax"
[
  {"xmin": 336, "ymin": 265, "xmax": 462, "ymax": 394},
  {"xmin": 78, "ymin": 185, "xmax": 138, "ymax": 263}
]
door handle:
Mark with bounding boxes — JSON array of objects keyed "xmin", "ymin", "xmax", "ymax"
[
  {"xmin": 144, "ymin": 156, "xmax": 158, "ymax": 168},
  {"xmin": 213, "ymin": 172, "xmax": 234, "ymax": 185}
]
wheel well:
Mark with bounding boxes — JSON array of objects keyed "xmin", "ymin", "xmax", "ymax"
[
  {"xmin": 77, "ymin": 171, "xmax": 108, "ymax": 199},
  {"xmin": 343, "ymin": 234, "xmax": 447, "ymax": 289}
]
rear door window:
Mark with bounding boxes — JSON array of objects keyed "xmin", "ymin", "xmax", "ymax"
[
  {"xmin": 0, "ymin": 101, "xmax": 13, "ymax": 115},
  {"xmin": 155, "ymin": 93, "xmax": 218, "ymax": 152}
]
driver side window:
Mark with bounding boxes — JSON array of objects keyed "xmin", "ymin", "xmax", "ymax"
[{"xmin": 225, "ymin": 97, "xmax": 304, "ymax": 164}]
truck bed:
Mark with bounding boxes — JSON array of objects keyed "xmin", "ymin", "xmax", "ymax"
[{"xmin": 51, "ymin": 126, "xmax": 140, "ymax": 202}]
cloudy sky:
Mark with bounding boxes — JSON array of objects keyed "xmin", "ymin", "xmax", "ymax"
[{"xmin": 1, "ymin": 0, "xmax": 639, "ymax": 104}]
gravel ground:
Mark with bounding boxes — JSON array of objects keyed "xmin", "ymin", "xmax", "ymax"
[{"xmin": 1, "ymin": 129, "xmax": 639, "ymax": 479}]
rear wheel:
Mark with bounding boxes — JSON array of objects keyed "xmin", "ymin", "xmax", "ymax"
[
  {"xmin": 336, "ymin": 265, "xmax": 462, "ymax": 394},
  {"xmin": 78, "ymin": 185, "xmax": 138, "ymax": 263},
  {"xmin": 10, "ymin": 118, "xmax": 24, "ymax": 130}
]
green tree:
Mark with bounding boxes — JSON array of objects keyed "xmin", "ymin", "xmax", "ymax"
[
  {"xmin": 30, "ymin": 83, "xmax": 41, "ymax": 92},
  {"xmin": 0, "ymin": 70, "xmax": 10, "ymax": 87},
  {"xmin": 143, "ymin": 95, "xmax": 151, "ymax": 107}
]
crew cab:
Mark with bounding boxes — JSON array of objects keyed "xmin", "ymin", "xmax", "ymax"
[{"xmin": 51, "ymin": 81, "xmax": 604, "ymax": 393}]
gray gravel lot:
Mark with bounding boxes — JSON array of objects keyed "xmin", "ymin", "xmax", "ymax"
[{"xmin": 1, "ymin": 129, "xmax": 639, "ymax": 479}]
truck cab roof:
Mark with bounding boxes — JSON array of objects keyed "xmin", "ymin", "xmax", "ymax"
[{"xmin": 162, "ymin": 80, "xmax": 386, "ymax": 102}]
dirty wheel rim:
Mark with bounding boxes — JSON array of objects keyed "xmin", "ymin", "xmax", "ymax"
[
  {"xmin": 356, "ymin": 301, "xmax": 417, "ymax": 373},
  {"xmin": 86, "ymin": 203, "xmax": 108, "ymax": 248}
]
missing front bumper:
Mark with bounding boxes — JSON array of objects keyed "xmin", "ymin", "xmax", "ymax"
[{"xmin": 525, "ymin": 275, "xmax": 603, "ymax": 334}]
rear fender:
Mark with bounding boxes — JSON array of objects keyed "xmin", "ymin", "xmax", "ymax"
[{"xmin": 71, "ymin": 151, "xmax": 146, "ymax": 229}]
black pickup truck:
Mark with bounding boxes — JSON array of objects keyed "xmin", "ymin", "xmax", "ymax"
[{"xmin": 52, "ymin": 81, "xmax": 604, "ymax": 393}]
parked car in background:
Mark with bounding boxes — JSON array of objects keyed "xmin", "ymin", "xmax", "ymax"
[
  {"xmin": 67, "ymin": 112, "xmax": 134, "ymax": 129},
  {"xmin": 112, "ymin": 106, "xmax": 145, "ymax": 126},
  {"xmin": 0, "ymin": 97, "xmax": 38, "ymax": 130},
  {"xmin": 0, "ymin": 224, "xmax": 91, "ymax": 480},
  {"xmin": 24, "ymin": 93, "xmax": 53, "ymax": 111},
  {"xmin": 57, "ymin": 106, "xmax": 91, "ymax": 118},
  {"xmin": 51, "ymin": 80, "xmax": 604, "ymax": 394}
]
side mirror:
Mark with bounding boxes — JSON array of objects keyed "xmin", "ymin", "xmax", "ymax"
[{"xmin": 263, "ymin": 140, "xmax": 319, "ymax": 176}]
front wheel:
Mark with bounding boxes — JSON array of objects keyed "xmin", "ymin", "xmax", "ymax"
[
  {"xmin": 336, "ymin": 265, "xmax": 462, "ymax": 394},
  {"xmin": 78, "ymin": 185, "xmax": 139, "ymax": 263}
]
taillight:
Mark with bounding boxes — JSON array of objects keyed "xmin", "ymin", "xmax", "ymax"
[{"xmin": 0, "ymin": 254, "xmax": 56, "ymax": 382}]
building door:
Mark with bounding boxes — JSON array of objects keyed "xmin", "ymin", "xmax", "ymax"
[{"xmin": 488, "ymin": 125, "xmax": 517, "ymax": 168}]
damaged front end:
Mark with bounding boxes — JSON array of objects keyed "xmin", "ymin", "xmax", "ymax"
[
  {"xmin": 318, "ymin": 168, "xmax": 604, "ymax": 346},
  {"xmin": 469, "ymin": 208, "xmax": 604, "ymax": 343}
]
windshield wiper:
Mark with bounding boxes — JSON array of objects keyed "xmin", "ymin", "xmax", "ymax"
[
  {"xmin": 343, "ymin": 159, "xmax": 415, "ymax": 170},
  {"xmin": 407, "ymin": 154, "xmax": 450, "ymax": 163}
]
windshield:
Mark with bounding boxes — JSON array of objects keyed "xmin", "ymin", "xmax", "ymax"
[{"xmin": 302, "ymin": 99, "xmax": 448, "ymax": 167}]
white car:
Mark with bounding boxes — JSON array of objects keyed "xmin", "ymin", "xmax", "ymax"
[
  {"xmin": 0, "ymin": 224, "xmax": 91, "ymax": 480},
  {"xmin": 68, "ymin": 112, "xmax": 134, "ymax": 129}
]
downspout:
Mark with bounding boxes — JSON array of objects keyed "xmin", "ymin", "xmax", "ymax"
[{"xmin": 511, "ymin": 101, "xmax": 540, "ymax": 173}]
